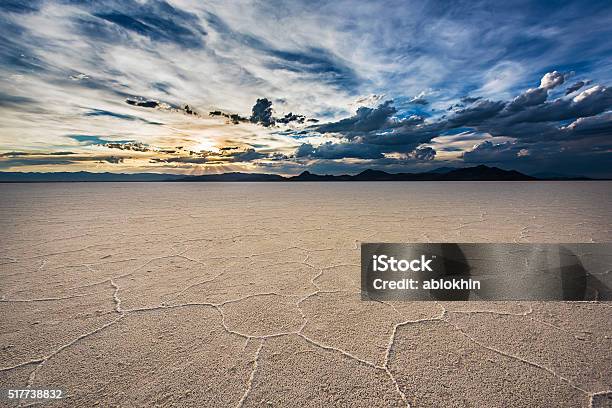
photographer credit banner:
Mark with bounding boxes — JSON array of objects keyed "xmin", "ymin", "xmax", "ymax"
[{"xmin": 361, "ymin": 243, "xmax": 612, "ymax": 301}]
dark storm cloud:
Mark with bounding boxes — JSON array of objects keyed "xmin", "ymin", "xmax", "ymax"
[
  {"xmin": 211, "ymin": 99, "xmax": 310, "ymax": 127},
  {"xmin": 276, "ymin": 112, "xmax": 306, "ymax": 124},
  {"xmin": 565, "ymin": 80, "xmax": 592, "ymax": 95},
  {"xmin": 269, "ymin": 152, "xmax": 290, "ymax": 161},
  {"xmin": 461, "ymin": 141, "xmax": 526, "ymax": 163},
  {"xmin": 250, "ymin": 98, "xmax": 274, "ymax": 127},
  {"xmin": 505, "ymin": 87, "xmax": 548, "ymax": 111},
  {"xmin": 126, "ymin": 99, "xmax": 159, "ymax": 108},
  {"xmin": 313, "ymin": 100, "xmax": 397, "ymax": 136},
  {"xmin": 297, "ymin": 71, "xmax": 612, "ymax": 171},
  {"xmin": 209, "ymin": 110, "xmax": 249, "ymax": 124},
  {"xmin": 460, "ymin": 107, "xmax": 612, "ymax": 174},
  {"xmin": 315, "ymin": 77, "xmax": 612, "ymax": 145},
  {"xmin": 295, "ymin": 142, "xmax": 384, "ymax": 160},
  {"xmin": 413, "ymin": 147, "xmax": 436, "ymax": 161},
  {"xmin": 496, "ymin": 85, "xmax": 612, "ymax": 130},
  {"xmin": 182, "ymin": 104, "xmax": 198, "ymax": 115},
  {"xmin": 228, "ymin": 148, "xmax": 267, "ymax": 162},
  {"xmin": 445, "ymin": 100, "xmax": 506, "ymax": 128},
  {"xmin": 294, "ymin": 141, "xmax": 440, "ymax": 166},
  {"xmin": 562, "ymin": 111, "xmax": 612, "ymax": 137},
  {"xmin": 461, "ymin": 136, "xmax": 612, "ymax": 178}
]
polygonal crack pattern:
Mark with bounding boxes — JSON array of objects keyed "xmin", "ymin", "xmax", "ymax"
[{"xmin": 1, "ymin": 182, "xmax": 611, "ymax": 407}]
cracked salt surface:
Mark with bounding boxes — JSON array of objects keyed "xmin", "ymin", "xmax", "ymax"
[{"xmin": 0, "ymin": 182, "xmax": 611, "ymax": 407}]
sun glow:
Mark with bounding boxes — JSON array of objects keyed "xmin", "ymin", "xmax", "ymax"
[{"xmin": 191, "ymin": 140, "xmax": 219, "ymax": 153}]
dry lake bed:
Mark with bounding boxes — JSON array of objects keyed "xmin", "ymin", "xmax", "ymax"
[{"xmin": 1, "ymin": 182, "xmax": 611, "ymax": 407}]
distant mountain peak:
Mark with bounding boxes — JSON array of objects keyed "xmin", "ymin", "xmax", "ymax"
[
  {"xmin": 425, "ymin": 166, "xmax": 456, "ymax": 174},
  {"xmin": 357, "ymin": 169, "xmax": 387, "ymax": 176}
]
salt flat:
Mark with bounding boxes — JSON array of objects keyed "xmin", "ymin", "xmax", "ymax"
[{"xmin": 0, "ymin": 182, "xmax": 611, "ymax": 407}]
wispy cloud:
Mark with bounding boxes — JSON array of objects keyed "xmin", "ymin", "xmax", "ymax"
[{"xmin": 0, "ymin": 0, "xmax": 611, "ymax": 176}]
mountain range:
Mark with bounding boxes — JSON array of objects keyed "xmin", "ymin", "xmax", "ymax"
[{"xmin": 0, "ymin": 165, "xmax": 598, "ymax": 182}]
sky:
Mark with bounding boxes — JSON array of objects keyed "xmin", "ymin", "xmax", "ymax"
[{"xmin": 0, "ymin": 0, "xmax": 611, "ymax": 177}]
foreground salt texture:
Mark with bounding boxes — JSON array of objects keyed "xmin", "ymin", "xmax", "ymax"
[{"xmin": 0, "ymin": 182, "xmax": 611, "ymax": 407}]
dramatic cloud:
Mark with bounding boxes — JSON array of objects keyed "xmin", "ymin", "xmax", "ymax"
[
  {"xmin": 565, "ymin": 80, "xmax": 591, "ymax": 95},
  {"xmin": 313, "ymin": 100, "xmax": 397, "ymax": 137},
  {"xmin": 102, "ymin": 142, "xmax": 150, "ymax": 152},
  {"xmin": 505, "ymin": 87, "xmax": 548, "ymax": 110},
  {"xmin": 462, "ymin": 141, "xmax": 525, "ymax": 163},
  {"xmin": 227, "ymin": 148, "xmax": 267, "ymax": 162},
  {"xmin": 126, "ymin": 99, "xmax": 160, "ymax": 108},
  {"xmin": 250, "ymin": 98, "xmax": 274, "ymax": 127},
  {"xmin": 562, "ymin": 111, "xmax": 612, "ymax": 137},
  {"xmin": 539, "ymin": 71, "xmax": 566, "ymax": 90},
  {"xmin": 294, "ymin": 69, "xmax": 611, "ymax": 173},
  {"xmin": 209, "ymin": 110, "xmax": 249, "ymax": 124},
  {"xmin": 295, "ymin": 141, "xmax": 384, "ymax": 159},
  {"xmin": 446, "ymin": 100, "xmax": 506, "ymax": 127},
  {"xmin": 413, "ymin": 147, "xmax": 436, "ymax": 161},
  {"xmin": 276, "ymin": 112, "xmax": 306, "ymax": 124},
  {"xmin": 1, "ymin": 1, "xmax": 611, "ymax": 176},
  {"xmin": 211, "ymin": 99, "xmax": 309, "ymax": 127}
]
